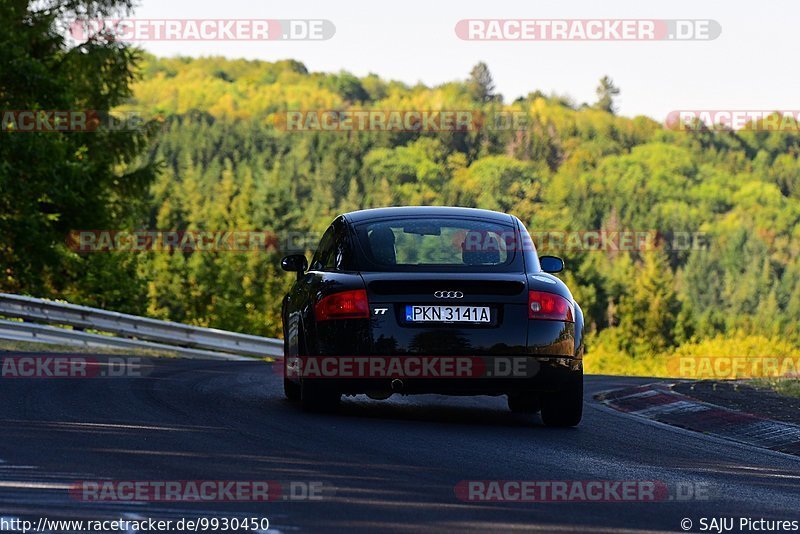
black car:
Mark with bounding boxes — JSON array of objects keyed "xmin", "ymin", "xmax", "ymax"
[{"xmin": 280, "ymin": 206, "xmax": 584, "ymax": 426}]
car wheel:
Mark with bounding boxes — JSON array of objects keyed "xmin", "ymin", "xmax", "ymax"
[
  {"xmin": 300, "ymin": 379, "xmax": 341, "ymax": 412},
  {"xmin": 507, "ymin": 393, "xmax": 540, "ymax": 414},
  {"xmin": 540, "ymin": 371, "xmax": 583, "ymax": 427},
  {"xmin": 284, "ymin": 377, "xmax": 301, "ymax": 401}
]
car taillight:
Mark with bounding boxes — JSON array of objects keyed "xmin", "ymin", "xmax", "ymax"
[
  {"xmin": 315, "ymin": 289, "xmax": 370, "ymax": 321},
  {"xmin": 528, "ymin": 290, "xmax": 574, "ymax": 322}
]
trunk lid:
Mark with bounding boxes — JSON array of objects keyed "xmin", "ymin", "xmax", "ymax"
[{"xmin": 361, "ymin": 272, "xmax": 529, "ymax": 356}]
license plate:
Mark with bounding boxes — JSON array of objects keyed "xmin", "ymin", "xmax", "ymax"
[{"xmin": 404, "ymin": 305, "xmax": 491, "ymax": 323}]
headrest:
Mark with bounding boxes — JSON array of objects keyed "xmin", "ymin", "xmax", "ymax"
[{"xmin": 368, "ymin": 226, "xmax": 397, "ymax": 264}]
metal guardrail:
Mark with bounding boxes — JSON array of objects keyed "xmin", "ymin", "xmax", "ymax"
[
  {"xmin": 0, "ymin": 320, "xmax": 252, "ymax": 360},
  {"xmin": 0, "ymin": 293, "xmax": 283, "ymax": 360}
]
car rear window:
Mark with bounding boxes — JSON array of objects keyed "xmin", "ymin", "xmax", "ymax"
[{"xmin": 352, "ymin": 217, "xmax": 521, "ymax": 272}]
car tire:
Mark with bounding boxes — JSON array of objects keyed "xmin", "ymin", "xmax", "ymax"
[
  {"xmin": 540, "ymin": 371, "xmax": 583, "ymax": 427},
  {"xmin": 300, "ymin": 379, "xmax": 341, "ymax": 412},
  {"xmin": 507, "ymin": 393, "xmax": 540, "ymax": 414},
  {"xmin": 284, "ymin": 377, "xmax": 301, "ymax": 401}
]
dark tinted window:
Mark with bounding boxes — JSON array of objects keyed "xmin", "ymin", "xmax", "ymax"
[
  {"xmin": 311, "ymin": 222, "xmax": 348, "ymax": 271},
  {"xmin": 310, "ymin": 226, "xmax": 335, "ymax": 271},
  {"xmin": 353, "ymin": 217, "xmax": 522, "ymax": 272}
]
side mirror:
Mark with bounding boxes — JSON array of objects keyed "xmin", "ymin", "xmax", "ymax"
[
  {"xmin": 281, "ymin": 254, "xmax": 308, "ymax": 279},
  {"xmin": 539, "ymin": 255, "xmax": 564, "ymax": 273}
]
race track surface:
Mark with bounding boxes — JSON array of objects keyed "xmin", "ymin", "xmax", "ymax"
[{"xmin": 0, "ymin": 356, "xmax": 798, "ymax": 533}]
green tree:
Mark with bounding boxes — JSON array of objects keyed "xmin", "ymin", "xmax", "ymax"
[
  {"xmin": 0, "ymin": 0, "xmax": 157, "ymax": 297},
  {"xmin": 618, "ymin": 250, "xmax": 680, "ymax": 355},
  {"xmin": 332, "ymin": 72, "xmax": 370, "ymax": 103},
  {"xmin": 594, "ymin": 75, "xmax": 620, "ymax": 114},
  {"xmin": 467, "ymin": 62, "xmax": 496, "ymax": 103}
]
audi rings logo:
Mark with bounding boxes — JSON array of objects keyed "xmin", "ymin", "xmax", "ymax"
[{"xmin": 434, "ymin": 291, "xmax": 464, "ymax": 299}]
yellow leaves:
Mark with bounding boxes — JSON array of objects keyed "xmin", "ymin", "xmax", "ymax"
[
  {"xmin": 130, "ymin": 57, "xmax": 342, "ymax": 120},
  {"xmin": 208, "ymin": 93, "xmax": 239, "ymax": 120}
]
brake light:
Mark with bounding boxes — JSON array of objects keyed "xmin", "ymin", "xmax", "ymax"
[
  {"xmin": 315, "ymin": 289, "xmax": 370, "ymax": 321},
  {"xmin": 528, "ymin": 290, "xmax": 574, "ymax": 321}
]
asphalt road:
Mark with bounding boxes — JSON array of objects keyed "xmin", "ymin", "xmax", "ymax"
[{"xmin": 1, "ymin": 355, "xmax": 799, "ymax": 533}]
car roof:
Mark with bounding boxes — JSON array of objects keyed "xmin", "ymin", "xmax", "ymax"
[{"xmin": 341, "ymin": 206, "xmax": 516, "ymax": 225}]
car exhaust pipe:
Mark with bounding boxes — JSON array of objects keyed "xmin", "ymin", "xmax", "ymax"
[{"xmin": 391, "ymin": 378, "xmax": 404, "ymax": 392}]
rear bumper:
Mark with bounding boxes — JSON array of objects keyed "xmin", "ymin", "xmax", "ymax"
[{"xmin": 287, "ymin": 355, "xmax": 582, "ymax": 396}]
